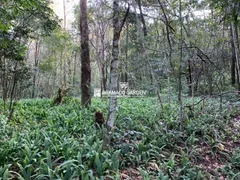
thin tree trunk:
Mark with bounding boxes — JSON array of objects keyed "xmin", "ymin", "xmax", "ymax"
[
  {"xmin": 187, "ymin": 59, "xmax": 192, "ymax": 96},
  {"xmin": 135, "ymin": 0, "xmax": 163, "ymax": 108},
  {"xmin": 32, "ymin": 41, "xmax": 40, "ymax": 98},
  {"xmin": 73, "ymin": 51, "xmax": 77, "ymax": 86},
  {"xmin": 231, "ymin": 22, "xmax": 240, "ymax": 91},
  {"xmin": 60, "ymin": 51, "xmax": 63, "ymax": 86},
  {"xmin": 230, "ymin": 25, "xmax": 236, "ymax": 85},
  {"xmin": 125, "ymin": 22, "xmax": 128, "ymax": 82},
  {"xmin": 107, "ymin": 0, "xmax": 121, "ymax": 130},
  {"xmin": 97, "ymin": 1, "xmax": 108, "ymax": 92},
  {"xmin": 63, "ymin": 0, "xmax": 66, "ymax": 30},
  {"xmin": 100, "ymin": 33, "xmax": 107, "ymax": 91},
  {"xmin": 80, "ymin": 0, "xmax": 91, "ymax": 107},
  {"xmin": 9, "ymin": 62, "xmax": 18, "ymax": 111},
  {"xmin": 67, "ymin": 57, "xmax": 72, "ymax": 86},
  {"xmin": 137, "ymin": 0, "xmax": 147, "ymax": 36},
  {"xmin": 178, "ymin": 0, "xmax": 184, "ymax": 127},
  {"xmin": 1, "ymin": 57, "xmax": 8, "ymax": 111},
  {"xmin": 63, "ymin": 0, "xmax": 67, "ymax": 88},
  {"xmin": 63, "ymin": 58, "xmax": 67, "ymax": 88},
  {"xmin": 52, "ymin": 67, "xmax": 57, "ymax": 97},
  {"xmin": 103, "ymin": 0, "xmax": 129, "ymax": 150},
  {"xmin": 157, "ymin": 0, "xmax": 174, "ymax": 73}
]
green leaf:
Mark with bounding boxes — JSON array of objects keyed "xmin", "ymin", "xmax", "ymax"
[{"xmin": 111, "ymin": 150, "xmax": 121, "ymax": 170}]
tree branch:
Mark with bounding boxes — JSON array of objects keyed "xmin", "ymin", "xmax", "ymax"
[
  {"xmin": 137, "ymin": 0, "xmax": 147, "ymax": 36},
  {"xmin": 118, "ymin": 3, "xmax": 130, "ymax": 37}
]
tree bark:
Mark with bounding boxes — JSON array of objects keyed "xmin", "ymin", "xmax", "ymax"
[
  {"xmin": 231, "ymin": 21, "xmax": 240, "ymax": 91},
  {"xmin": 125, "ymin": 22, "xmax": 128, "ymax": 82},
  {"xmin": 1, "ymin": 57, "xmax": 8, "ymax": 111},
  {"xmin": 107, "ymin": 0, "xmax": 120, "ymax": 129},
  {"xmin": 32, "ymin": 40, "xmax": 40, "ymax": 98},
  {"xmin": 73, "ymin": 51, "xmax": 77, "ymax": 86},
  {"xmin": 103, "ymin": 0, "xmax": 129, "ymax": 150},
  {"xmin": 178, "ymin": 0, "xmax": 184, "ymax": 128},
  {"xmin": 230, "ymin": 25, "xmax": 236, "ymax": 85},
  {"xmin": 137, "ymin": 0, "xmax": 147, "ymax": 36},
  {"xmin": 100, "ymin": 33, "xmax": 107, "ymax": 91},
  {"xmin": 80, "ymin": 0, "xmax": 91, "ymax": 107},
  {"xmin": 187, "ymin": 59, "xmax": 192, "ymax": 96},
  {"xmin": 157, "ymin": 0, "xmax": 174, "ymax": 72},
  {"xmin": 9, "ymin": 62, "xmax": 18, "ymax": 111},
  {"xmin": 63, "ymin": 0, "xmax": 67, "ymax": 88}
]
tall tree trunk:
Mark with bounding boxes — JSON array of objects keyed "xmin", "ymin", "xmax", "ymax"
[
  {"xmin": 1, "ymin": 57, "xmax": 8, "ymax": 111},
  {"xmin": 63, "ymin": 0, "xmax": 67, "ymax": 30},
  {"xmin": 100, "ymin": 33, "xmax": 107, "ymax": 91},
  {"xmin": 137, "ymin": 0, "xmax": 147, "ymax": 36},
  {"xmin": 96, "ymin": 0, "xmax": 108, "ymax": 92},
  {"xmin": 103, "ymin": 0, "xmax": 129, "ymax": 150},
  {"xmin": 9, "ymin": 62, "xmax": 18, "ymax": 111},
  {"xmin": 157, "ymin": 0, "xmax": 174, "ymax": 73},
  {"xmin": 63, "ymin": 58, "xmax": 67, "ymax": 88},
  {"xmin": 230, "ymin": 25, "xmax": 236, "ymax": 85},
  {"xmin": 187, "ymin": 59, "xmax": 192, "ymax": 96},
  {"xmin": 178, "ymin": 0, "xmax": 184, "ymax": 128},
  {"xmin": 80, "ymin": 0, "xmax": 91, "ymax": 107},
  {"xmin": 63, "ymin": 0, "xmax": 67, "ymax": 88},
  {"xmin": 135, "ymin": 0, "xmax": 163, "ymax": 108},
  {"xmin": 67, "ymin": 56, "xmax": 72, "ymax": 86},
  {"xmin": 32, "ymin": 41, "xmax": 40, "ymax": 98},
  {"xmin": 231, "ymin": 21, "xmax": 240, "ymax": 91},
  {"xmin": 107, "ymin": 0, "xmax": 121, "ymax": 130},
  {"xmin": 125, "ymin": 22, "xmax": 128, "ymax": 82},
  {"xmin": 73, "ymin": 51, "xmax": 77, "ymax": 86},
  {"xmin": 60, "ymin": 51, "xmax": 63, "ymax": 86},
  {"xmin": 101, "ymin": 64, "xmax": 106, "ymax": 91}
]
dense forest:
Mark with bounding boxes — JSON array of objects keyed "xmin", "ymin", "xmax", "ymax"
[{"xmin": 0, "ymin": 0, "xmax": 240, "ymax": 179}]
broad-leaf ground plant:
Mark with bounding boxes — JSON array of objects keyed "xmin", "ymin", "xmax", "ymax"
[{"xmin": 0, "ymin": 95, "xmax": 239, "ymax": 179}]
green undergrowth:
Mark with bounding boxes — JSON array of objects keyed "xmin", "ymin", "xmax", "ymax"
[{"xmin": 0, "ymin": 96, "xmax": 239, "ymax": 179}]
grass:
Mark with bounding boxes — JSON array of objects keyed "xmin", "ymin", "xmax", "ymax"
[{"xmin": 0, "ymin": 96, "xmax": 239, "ymax": 179}]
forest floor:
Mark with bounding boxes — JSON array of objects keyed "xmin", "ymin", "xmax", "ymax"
[
  {"xmin": 118, "ymin": 114, "xmax": 240, "ymax": 180},
  {"xmin": 0, "ymin": 96, "xmax": 240, "ymax": 179}
]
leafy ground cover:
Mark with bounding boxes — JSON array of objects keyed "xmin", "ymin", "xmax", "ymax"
[{"xmin": 0, "ymin": 96, "xmax": 240, "ymax": 179}]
